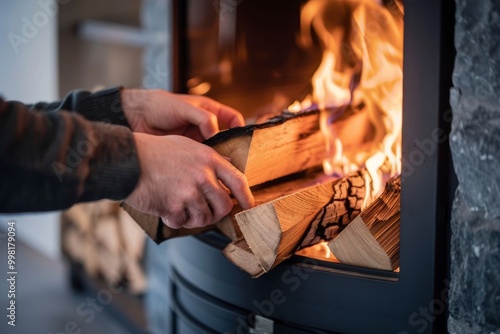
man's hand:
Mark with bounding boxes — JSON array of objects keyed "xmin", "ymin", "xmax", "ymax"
[
  {"xmin": 121, "ymin": 89, "xmax": 244, "ymax": 141},
  {"xmin": 125, "ymin": 133, "xmax": 255, "ymax": 229}
]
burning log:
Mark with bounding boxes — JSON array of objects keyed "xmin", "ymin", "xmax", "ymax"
[
  {"xmin": 225, "ymin": 170, "xmax": 373, "ymax": 277},
  {"xmin": 328, "ymin": 176, "xmax": 401, "ymax": 271}
]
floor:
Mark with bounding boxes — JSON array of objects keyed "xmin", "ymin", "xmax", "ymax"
[{"xmin": 0, "ymin": 236, "xmax": 137, "ymax": 334}]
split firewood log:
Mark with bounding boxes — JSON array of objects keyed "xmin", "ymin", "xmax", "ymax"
[
  {"xmin": 118, "ymin": 208, "xmax": 147, "ymax": 294},
  {"xmin": 329, "ymin": 176, "xmax": 401, "ymax": 271},
  {"xmin": 222, "ymin": 238, "xmax": 264, "ymax": 277},
  {"xmin": 61, "ymin": 226, "xmax": 85, "ymax": 263},
  {"xmin": 94, "ymin": 216, "xmax": 124, "ymax": 286}
]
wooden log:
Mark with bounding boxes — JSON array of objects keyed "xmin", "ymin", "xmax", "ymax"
[
  {"xmin": 62, "ymin": 204, "xmax": 101, "ymax": 277},
  {"xmin": 298, "ymin": 170, "xmax": 372, "ymax": 248},
  {"xmin": 215, "ymin": 215, "xmax": 241, "ymax": 241},
  {"xmin": 94, "ymin": 216, "xmax": 124, "ymax": 286},
  {"xmin": 206, "ymin": 110, "xmax": 325, "ymax": 187},
  {"xmin": 328, "ymin": 176, "xmax": 401, "ymax": 271},
  {"xmin": 118, "ymin": 208, "xmax": 146, "ymax": 265},
  {"xmin": 62, "ymin": 201, "xmax": 148, "ymax": 294},
  {"xmin": 61, "ymin": 226, "xmax": 85, "ymax": 263},
  {"xmin": 230, "ymin": 170, "xmax": 373, "ymax": 274},
  {"xmin": 222, "ymin": 238, "xmax": 265, "ymax": 277},
  {"xmin": 118, "ymin": 208, "xmax": 148, "ymax": 294}
]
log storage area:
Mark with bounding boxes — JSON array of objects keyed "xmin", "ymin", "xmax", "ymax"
[
  {"xmin": 124, "ymin": 109, "xmax": 401, "ymax": 277},
  {"xmin": 61, "ymin": 200, "xmax": 147, "ymax": 295},
  {"xmin": 61, "ymin": 200, "xmax": 149, "ymax": 332}
]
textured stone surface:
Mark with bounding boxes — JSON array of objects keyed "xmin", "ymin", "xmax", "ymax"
[
  {"xmin": 449, "ymin": 0, "xmax": 500, "ymax": 332},
  {"xmin": 448, "ymin": 191, "xmax": 500, "ymax": 333}
]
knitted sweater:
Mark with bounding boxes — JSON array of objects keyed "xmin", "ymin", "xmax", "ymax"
[{"xmin": 0, "ymin": 87, "xmax": 140, "ymax": 213}]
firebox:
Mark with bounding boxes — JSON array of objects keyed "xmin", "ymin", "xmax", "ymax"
[{"xmin": 146, "ymin": 0, "xmax": 457, "ymax": 333}]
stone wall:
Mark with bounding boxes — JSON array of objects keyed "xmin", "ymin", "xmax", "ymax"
[{"xmin": 448, "ymin": 0, "xmax": 500, "ymax": 332}]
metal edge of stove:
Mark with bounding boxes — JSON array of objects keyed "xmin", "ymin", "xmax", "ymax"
[
  {"xmin": 169, "ymin": 264, "xmax": 336, "ymax": 334},
  {"xmin": 196, "ymin": 230, "xmax": 400, "ymax": 282}
]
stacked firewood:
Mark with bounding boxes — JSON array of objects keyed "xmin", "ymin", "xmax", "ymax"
[{"xmin": 61, "ymin": 200, "xmax": 147, "ymax": 295}]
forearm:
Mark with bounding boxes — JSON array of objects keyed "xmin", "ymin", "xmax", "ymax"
[
  {"xmin": 0, "ymin": 98, "xmax": 140, "ymax": 213},
  {"xmin": 27, "ymin": 87, "xmax": 130, "ymax": 127}
]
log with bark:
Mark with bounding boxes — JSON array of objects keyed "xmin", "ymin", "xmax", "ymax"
[
  {"xmin": 328, "ymin": 176, "xmax": 401, "ymax": 271},
  {"xmin": 206, "ymin": 110, "xmax": 325, "ymax": 187}
]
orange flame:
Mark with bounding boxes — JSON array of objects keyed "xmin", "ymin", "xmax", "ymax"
[
  {"xmin": 291, "ymin": 1, "xmax": 403, "ymax": 267},
  {"xmin": 290, "ymin": 0, "xmax": 404, "ymax": 199}
]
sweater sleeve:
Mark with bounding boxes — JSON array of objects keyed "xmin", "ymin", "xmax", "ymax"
[
  {"xmin": 0, "ymin": 97, "xmax": 140, "ymax": 213},
  {"xmin": 28, "ymin": 87, "xmax": 130, "ymax": 127}
]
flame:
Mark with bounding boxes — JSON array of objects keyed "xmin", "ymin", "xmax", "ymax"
[
  {"xmin": 296, "ymin": 242, "xmax": 340, "ymax": 263},
  {"xmin": 291, "ymin": 0, "xmax": 403, "ymax": 266},
  {"xmin": 290, "ymin": 0, "xmax": 403, "ymax": 198}
]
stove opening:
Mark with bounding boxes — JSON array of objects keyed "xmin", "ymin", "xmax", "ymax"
[
  {"xmin": 179, "ymin": 0, "xmax": 404, "ymax": 273},
  {"xmin": 159, "ymin": 0, "xmax": 455, "ymax": 332}
]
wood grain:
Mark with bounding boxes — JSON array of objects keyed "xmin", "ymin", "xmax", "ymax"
[{"xmin": 329, "ymin": 176, "xmax": 400, "ymax": 270}]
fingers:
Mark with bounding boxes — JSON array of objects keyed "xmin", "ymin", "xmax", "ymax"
[
  {"xmin": 161, "ymin": 191, "xmax": 231, "ymax": 229},
  {"xmin": 161, "ymin": 188, "xmax": 213, "ymax": 229},
  {"xmin": 202, "ymin": 180, "xmax": 234, "ymax": 223},
  {"xmin": 161, "ymin": 204, "xmax": 212, "ymax": 229},
  {"xmin": 160, "ymin": 187, "xmax": 230, "ymax": 229},
  {"xmin": 176, "ymin": 102, "xmax": 221, "ymax": 139},
  {"xmin": 159, "ymin": 162, "xmax": 252, "ymax": 229},
  {"xmin": 196, "ymin": 98, "xmax": 245, "ymax": 128},
  {"xmin": 179, "ymin": 95, "xmax": 245, "ymax": 131},
  {"xmin": 161, "ymin": 211, "xmax": 186, "ymax": 230},
  {"xmin": 162, "ymin": 166, "xmax": 239, "ymax": 229},
  {"xmin": 214, "ymin": 157, "xmax": 255, "ymax": 210},
  {"xmin": 132, "ymin": 134, "xmax": 252, "ymax": 230}
]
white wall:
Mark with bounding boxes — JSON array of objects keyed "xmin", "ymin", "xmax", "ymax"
[{"xmin": 0, "ymin": 0, "xmax": 60, "ymax": 259}]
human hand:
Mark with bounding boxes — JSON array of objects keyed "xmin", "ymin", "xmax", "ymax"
[
  {"xmin": 121, "ymin": 89, "xmax": 244, "ymax": 142},
  {"xmin": 125, "ymin": 133, "xmax": 255, "ymax": 229}
]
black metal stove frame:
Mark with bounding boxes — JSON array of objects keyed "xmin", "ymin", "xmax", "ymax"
[{"xmin": 164, "ymin": 0, "xmax": 457, "ymax": 332}]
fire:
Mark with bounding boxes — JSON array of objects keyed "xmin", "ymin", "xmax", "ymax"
[
  {"xmin": 292, "ymin": 0, "xmax": 404, "ymax": 264},
  {"xmin": 290, "ymin": 0, "xmax": 403, "ymax": 197},
  {"xmin": 296, "ymin": 242, "xmax": 339, "ymax": 263}
]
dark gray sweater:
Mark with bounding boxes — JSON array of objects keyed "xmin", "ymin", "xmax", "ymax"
[{"xmin": 0, "ymin": 87, "xmax": 140, "ymax": 213}]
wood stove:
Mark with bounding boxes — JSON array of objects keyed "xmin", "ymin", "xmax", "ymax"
[{"xmin": 145, "ymin": 0, "xmax": 457, "ymax": 333}]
